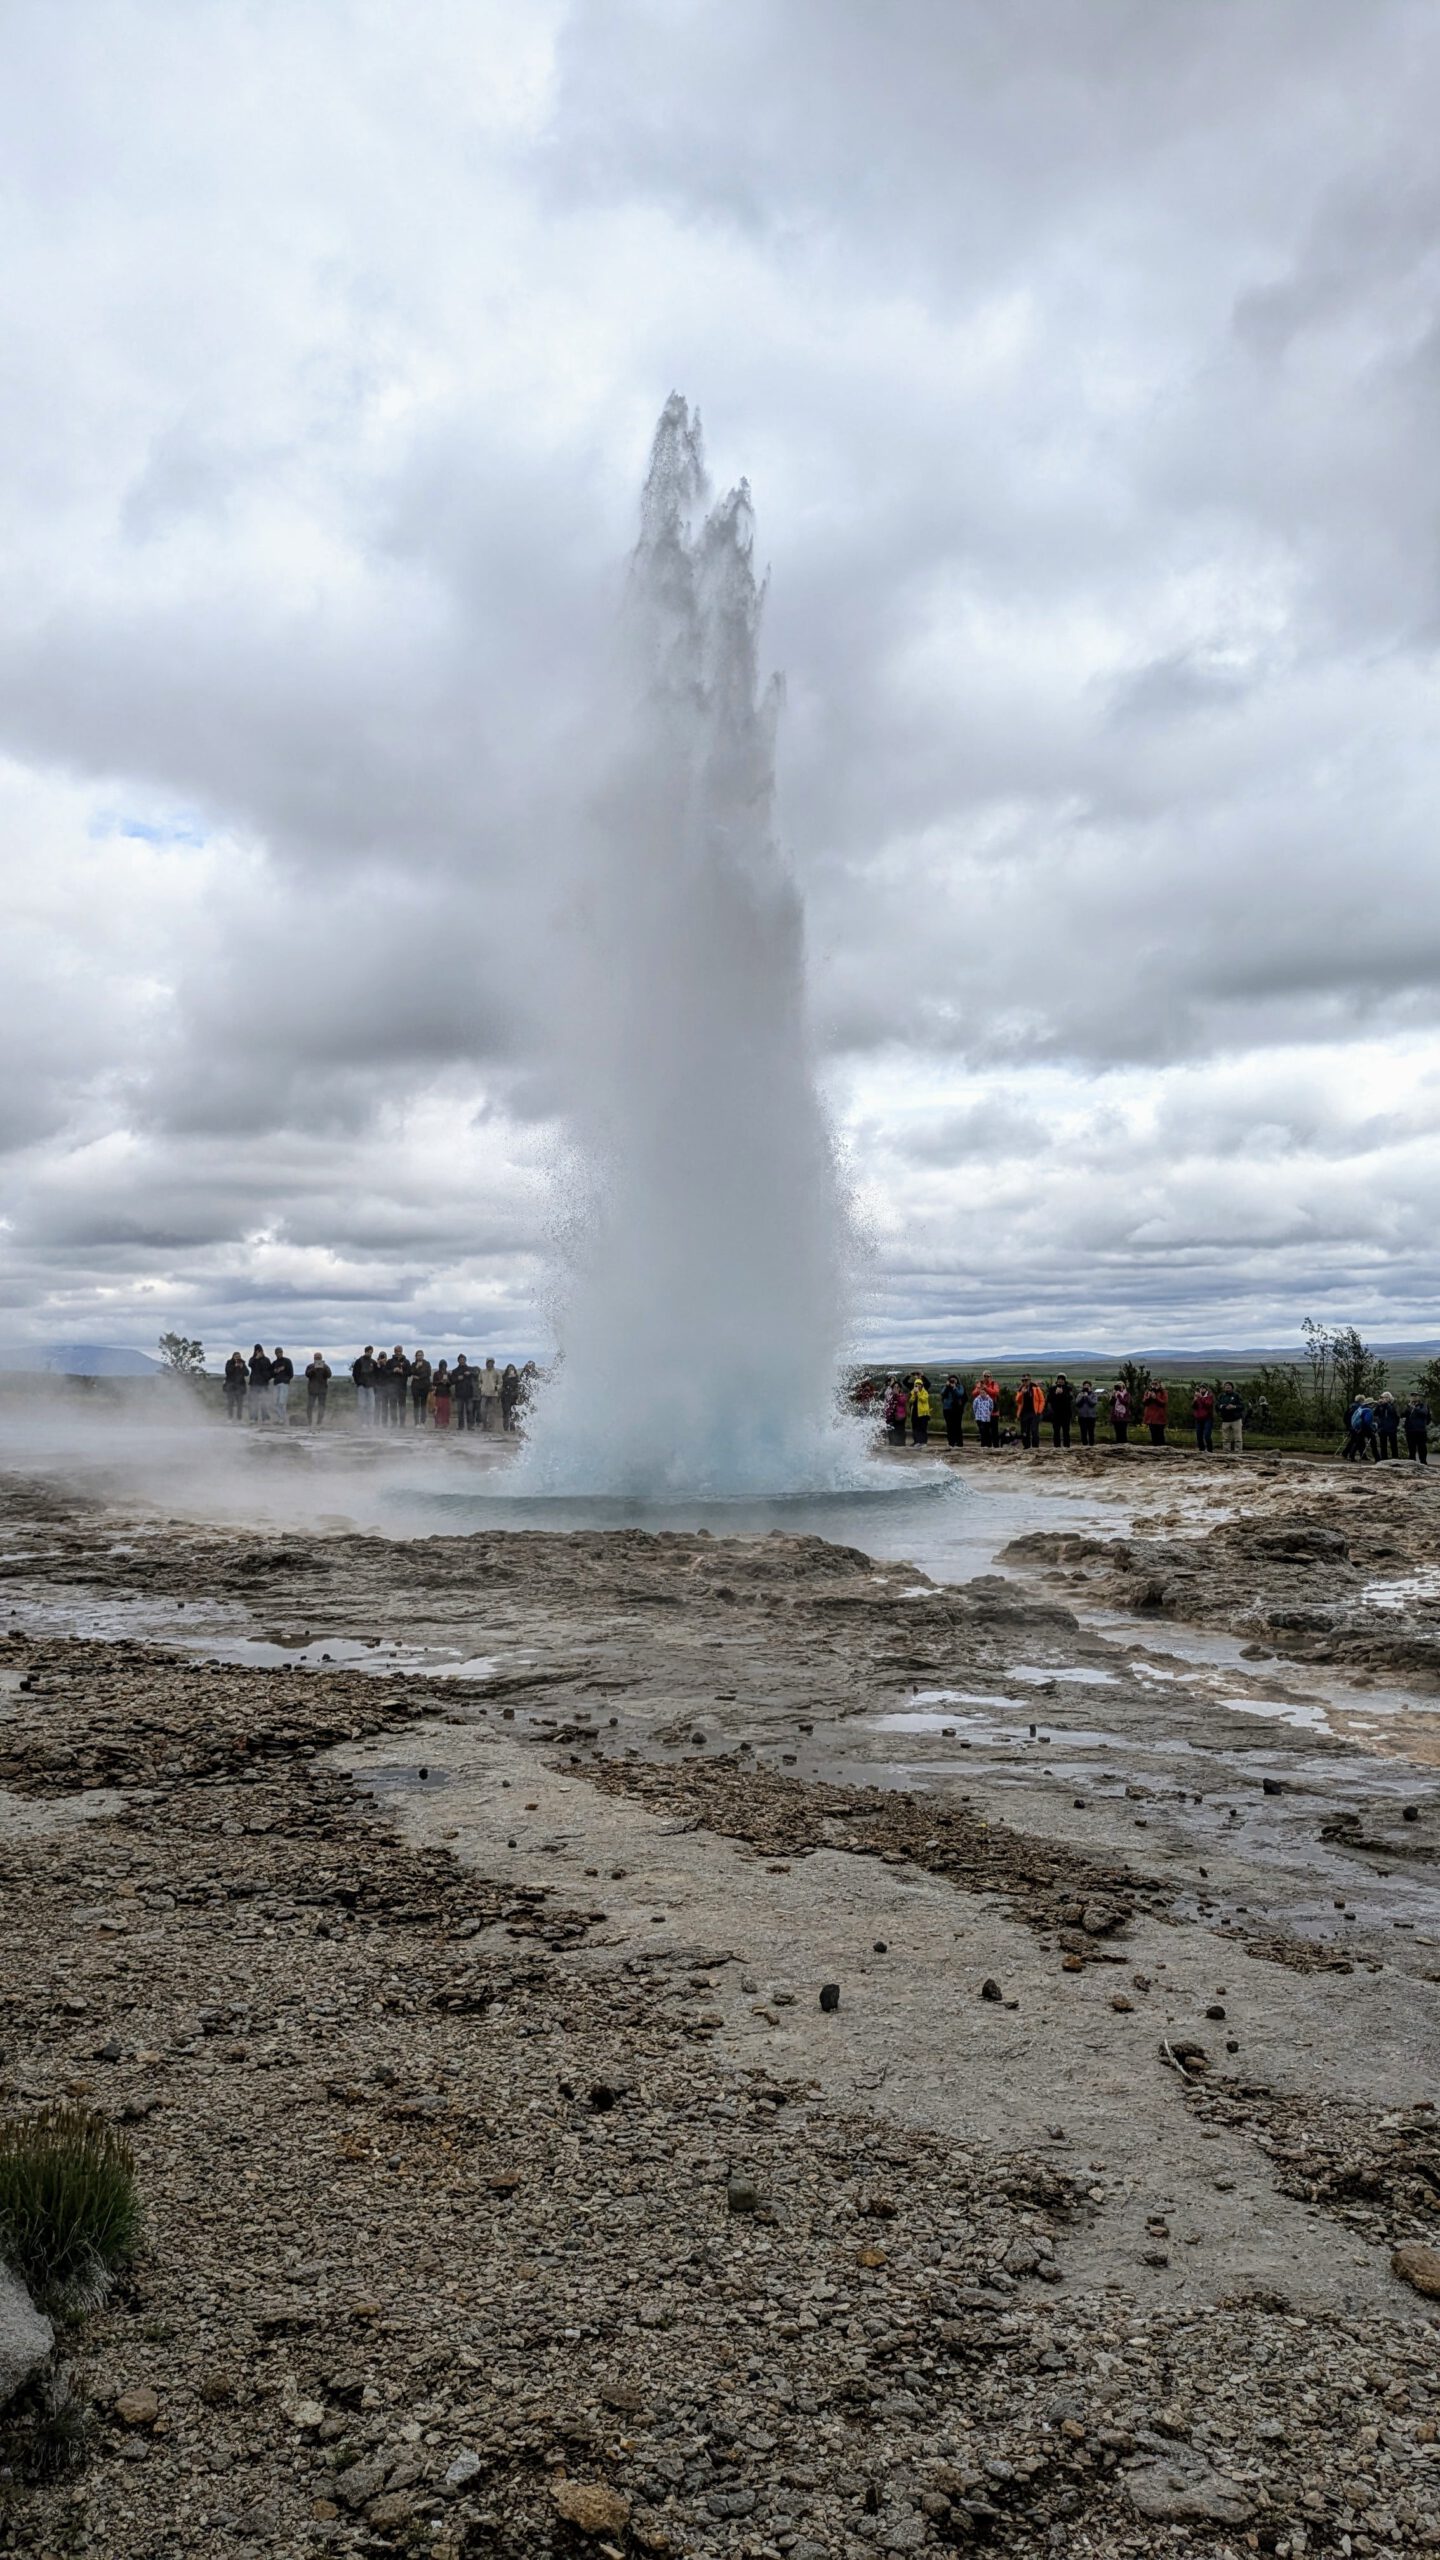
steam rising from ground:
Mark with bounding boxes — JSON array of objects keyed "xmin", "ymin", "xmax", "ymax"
[{"xmin": 522, "ymin": 398, "xmax": 860, "ymax": 1496}]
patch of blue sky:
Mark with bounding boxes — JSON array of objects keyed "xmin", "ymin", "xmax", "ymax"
[{"xmin": 89, "ymin": 806, "xmax": 209, "ymax": 848}]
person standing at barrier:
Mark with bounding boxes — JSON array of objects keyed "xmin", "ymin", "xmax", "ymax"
[
  {"xmin": 271, "ymin": 1347, "xmax": 294, "ymax": 1429},
  {"xmin": 248, "ymin": 1343, "xmax": 273, "ymax": 1425},
  {"xmin": 1016, "ymin": 1375, "xmax": 1044, "ymax": 1450},
  {"xmin": 1076, "ymin": 1381, "xmax": 1098, "ymax": 1446},
  {"xmin": 478, "ymin": 1355, "xmax": 503, "ymax": 1433},
  {"xmin": 1219, "ymin": 1383, "xmax": 1245, "ymax": 1454},
  {"xmin": 387, "ymin": 1346, "xmax": 411, "ymax": 1425},
  {"xmin": 305, "ymin": 1353, "xmax": 331, "ymax": 1427},
  {"xmin": 223, "ymin": 1352, "xmax": 248, "ymax": 1421},
  {"xmin": 453, "ymin": 1355, "xmax": 477, "ymax": 1430},
  {"xmin": 410, "ymin": 1350, "xmax": 432, "ymax": 1426},
  {"xmin": 351, "ymin": 1344, "xmax": 377, "ymax": 1429}
]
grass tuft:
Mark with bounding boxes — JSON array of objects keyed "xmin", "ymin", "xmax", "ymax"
[{"xmin": 0, "ymin": 2104, "xmax": 139, "ymax": 2308}]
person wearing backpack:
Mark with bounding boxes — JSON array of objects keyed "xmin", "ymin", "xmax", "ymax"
[
  {"xmin": 1192, "ymin": 1384, "xmax": 1215, "ymax": 1453},
  {"xmin": 1344, "ymin": 1398, "xmax": 1377, "ymax": 1461},
  {"xmin": 1374, "ymin": 1391, "xmax": 1401, "ymax": 1461}
]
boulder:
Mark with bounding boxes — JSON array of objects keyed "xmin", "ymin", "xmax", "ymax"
[{"xmin": 0, "ymin": 2262, "xmax": 53, "ymax": 2408}]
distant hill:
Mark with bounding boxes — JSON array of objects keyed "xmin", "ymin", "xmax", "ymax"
[
  {"xmin": 0, "ymin": 1343, "xmax": 163, "ymax": 1377},
  {"xmin": 859, "ymin": 1340, "xmax": 1440, "ymax": 1375}
]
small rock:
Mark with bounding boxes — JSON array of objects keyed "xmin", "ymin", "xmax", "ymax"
[
  {"xmin": 1392, "ymin": 2240, "xmax": 1440, "ymax": 2298},
  {"xmin": 285, "ymin": 2398, "xmax": 326, "ymax": 2431},
  {"xmin": 727, "ymin": 2175, "xmax": 759, "ymax": 2215},
  {"xmin": 113, "ymin": 2385, "xmax": 160, "ymax": 2428},
  {"xmin": 367, "ymin": 2491, "xmax": 415, "ymax": 2529},
  {"xmin": 445, "ymin": 2451, "xmax": 482, "ymax": 2490},
  {"xmin": 1261, "ymin": 1777, "xmax": 1283, "ymax": 1796},
  {"xmin": 552, "ymin": 2478, "xmax": 632, "ymax": 2535},
  {"xmin": 980, "ymin": 1978, "xmax": 1003, "ymax": 2002},
  {"xmin": 1205, "ymin": 2003, "xmax": 1226, "ymax": 2020},
  {"xmin": 1111, "ymin": 1995, "xmax": 1133, "ymax": 2013},
  {"xmin": 819, "ymin": 1983, "xmax": 840, "ymax": 2012}
]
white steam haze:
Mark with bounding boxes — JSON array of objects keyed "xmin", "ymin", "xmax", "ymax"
[
  {"xmin": 524, "ymin": 398, "xmax": 857, "ymax": 1494},
  {"xmin": 4, "ymin": 2, "xmax": 1440, "ymax": 1362}
]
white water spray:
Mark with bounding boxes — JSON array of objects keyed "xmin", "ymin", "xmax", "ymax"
[{"xmin": 523, "ymin": 396, "xmax": 861, "ymax": 1497}]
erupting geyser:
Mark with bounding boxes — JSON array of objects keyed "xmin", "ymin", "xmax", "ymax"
[{"xmin": 522, "ymin": 395, "xmax": 860, "ymax": 1497}]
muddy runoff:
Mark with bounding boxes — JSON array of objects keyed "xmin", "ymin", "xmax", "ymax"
[{"xmin": 1, "ymin": 1455, "xmax": 1438, "ymax": 2559}]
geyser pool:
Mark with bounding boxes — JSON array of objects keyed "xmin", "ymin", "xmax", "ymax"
[{"xmin": 520, "ymin": 395, "xmax": 862, "ymax": 1500}]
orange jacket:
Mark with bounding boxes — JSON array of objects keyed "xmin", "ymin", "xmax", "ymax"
[{"xmin": 1016, "ymin": 1381, "xmax": 1045, "ymax": 1415}]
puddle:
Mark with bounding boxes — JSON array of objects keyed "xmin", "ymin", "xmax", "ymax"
[
  {"xmin": 353, "ymin": 1762, "xmax": 455, "ymax": 1797},
  {"xmin": 201, "ymin": 1635, "xmax": 499, "ymax": 1681},
  {"xmin": 1362, "ymin": 1569, "xmax": 1440, "ymax": 1612},
  {"xmin": 1008, "ymin": 1663, "xmax": 1119, "ymax": 1688}
]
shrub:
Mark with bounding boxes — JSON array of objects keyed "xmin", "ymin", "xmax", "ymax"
[{"xmin": 0, "ymin": 2105, "xmax": 139, "ymax": 2308}]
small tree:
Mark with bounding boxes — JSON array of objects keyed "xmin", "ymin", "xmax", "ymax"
[
  {"xmin": 1332, "ymin": 1325, "xmax": 1386, "ymax": 1414},
  {"xmin": 1413, "ymin": 1356, "xmax": 1440, "ymax": 1412},
  {"xmin": 1301, "ymin": 1318, "xmax": 1336, "ymax": 1428},
  {"xmin": 157, "ymin": 1332, "xmax": 206, "ymax": 1377}
]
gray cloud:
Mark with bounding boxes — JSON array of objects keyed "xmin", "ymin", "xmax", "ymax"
[{"xmin": 2, "ymin": 0, "xmax": 1439, "ymax": 1354}]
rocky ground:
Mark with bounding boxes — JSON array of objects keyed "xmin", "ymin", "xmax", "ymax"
[{"xmin": 1, "ymin": 1452, "xmax": 1438, "ymax": 2559}]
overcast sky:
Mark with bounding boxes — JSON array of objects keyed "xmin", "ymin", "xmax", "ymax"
[{"xmin": 5, "ymin": 0, "xmax": 1440, "ymax": 1361}]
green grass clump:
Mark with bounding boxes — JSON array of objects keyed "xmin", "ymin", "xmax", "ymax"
[{"xmin": 0, "ymin": 2104, "xmax": 139, "ymax": 2308}]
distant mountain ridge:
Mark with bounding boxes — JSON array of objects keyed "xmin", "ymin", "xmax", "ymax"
[{"xmin": 0, "ymin": 1343, "xmax": 163, "ymax": 1376}]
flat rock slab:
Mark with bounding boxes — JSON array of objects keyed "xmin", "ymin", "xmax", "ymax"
[
  {"xmin": 0, "ymin": 2262, "xmax": 52, "ymax": 2407},
  {"xmin": 1124, "ymin": 2458, "xmax": 1254, "ymax": 2523}
]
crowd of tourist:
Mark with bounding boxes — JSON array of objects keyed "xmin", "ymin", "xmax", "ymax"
[
  {"xmin": 219, "ymin": 1345, "xmax": 536, "ymax": 1433},
  {"xmin": 856, "ymin": 1371, "xmax": 1431, "ymax": 1464}
]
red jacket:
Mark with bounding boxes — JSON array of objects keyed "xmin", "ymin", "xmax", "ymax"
[{"xmin": 1143, "ymin": 1386, "xmax": 1169, "ymax": 1425}]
